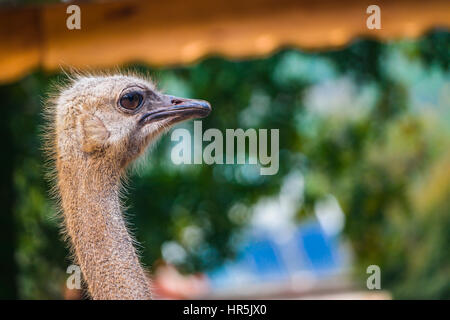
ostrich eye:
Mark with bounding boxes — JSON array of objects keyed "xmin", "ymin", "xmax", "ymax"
[{"xmin": 119, "ymin": 92, "xmax": 143, "ymax": 110}]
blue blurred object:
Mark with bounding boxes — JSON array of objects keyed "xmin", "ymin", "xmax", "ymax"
[
  {"xmin": 298, "ymin": 223, "xmax": 338, "ymax": 273},
  {"xmin": 208, "ymin": 221, "xmax": 346, "ymax": 289}
]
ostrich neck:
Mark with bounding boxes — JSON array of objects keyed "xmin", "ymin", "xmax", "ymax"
[{"xmin": 57, "ymin": 156, "xmax": 151, "ymax": 299}]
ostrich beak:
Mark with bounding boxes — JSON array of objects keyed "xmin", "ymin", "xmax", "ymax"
[{"xmin": 140, "ymin": 95, "xmax": 211, "ymax": 124}]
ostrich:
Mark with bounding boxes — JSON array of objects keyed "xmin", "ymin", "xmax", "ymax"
[{"xmin": 45, "ymin": 72, "xmax": 211, "ymax": 299}]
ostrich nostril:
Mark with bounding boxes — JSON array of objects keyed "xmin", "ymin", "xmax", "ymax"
[{"xmin": 171, "ymin": 99, "xmax": 183, "ymax": 105}]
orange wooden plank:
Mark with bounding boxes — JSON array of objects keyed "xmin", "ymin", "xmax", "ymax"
[
  {"xmin": 0, "ymin": 0, "xmax": 449, "ymax": 84},
  {"xmin": 0, "ymin": 7, "xmax": 41, "ymax": 83}
]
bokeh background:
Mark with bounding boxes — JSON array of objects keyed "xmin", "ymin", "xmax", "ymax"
[{"xmin": 0, "ymin": 0, "xmax": 449, "ymax": 299}]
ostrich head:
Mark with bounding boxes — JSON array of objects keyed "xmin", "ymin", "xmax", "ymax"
[
  {"xmin": 48, "ymin": 72, "xmax": 211, "ymax": 299},
  {"xmin": 54, "ymin": 73, "xmax": 210, "ymax": 167}
]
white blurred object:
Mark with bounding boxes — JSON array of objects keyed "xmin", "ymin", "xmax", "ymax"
[
  {"xmin": 314, "ymin": 195, "xmax": 345, "ymax": 237},
  {"xmin": 251, "ymin": 170, "xmax": 304, "ymax": 236},
  {"xmin": 304, "ymin": 76, "xmax": 377, "ymax": 120},
  {"xmin": 161, "ymin": 241, "xmax": 187, "ymax": 265}
]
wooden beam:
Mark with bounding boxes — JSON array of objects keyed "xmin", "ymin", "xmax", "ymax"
[
  {"xmin": 0, "ymin": 0, "xmax": 449, "ymax": 83},
  {"xmin": 0, "ymin": 7, "xmax": 41, "ymax": 83}
]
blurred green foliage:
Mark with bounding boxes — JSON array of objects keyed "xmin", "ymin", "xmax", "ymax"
[{"xmin": 0, "ymin": 30, "xmax": 448, "ymax": 299}]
